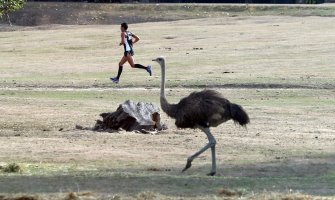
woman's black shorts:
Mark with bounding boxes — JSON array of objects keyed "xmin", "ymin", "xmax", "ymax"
[{"xmin": 124, "ymin": 50, "xmax": 134, "ymax": 57}]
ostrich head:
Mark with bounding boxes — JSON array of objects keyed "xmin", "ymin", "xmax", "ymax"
[{"xmin": 152, "ymin": 56, "xmax": 165, "ymax": 66}]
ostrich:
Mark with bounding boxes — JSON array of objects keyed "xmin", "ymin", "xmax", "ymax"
[{"xmin": 152, "ymin": 57, "xmax": 250, "ymax": 176}]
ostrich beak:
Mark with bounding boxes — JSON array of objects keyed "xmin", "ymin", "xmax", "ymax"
[{"xmin": 152, "ymin": 59, "xmax": 157, "ymax": 62}]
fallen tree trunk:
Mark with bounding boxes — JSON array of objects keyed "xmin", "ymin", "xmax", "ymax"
[{"xmin": 91, "ymin": 100, "xmax": 167, "ymax": 133}]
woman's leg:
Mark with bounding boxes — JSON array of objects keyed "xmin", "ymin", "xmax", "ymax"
[
  {"xmin": 116, "ymin": 56, "xmax": 128, "ymax": 79},
  {"xmin": 126, "ymin": 54, "xmax": 152, "ymax": 76},
  {"xmin": 111, "ymin": 56, "xmax": 127, "ymax": 83},
  {"xmin": 126, "ymin": 54, "xmax": 137, "ymax": 68}
]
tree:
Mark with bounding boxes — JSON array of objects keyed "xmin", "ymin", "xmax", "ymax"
[{"xmin": 0, "ymin": 0, "xmax": 26, "ymax": 26}]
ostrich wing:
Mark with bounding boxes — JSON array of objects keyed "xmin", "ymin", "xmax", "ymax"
[{"xmin": 174, "ymin": 90, "xmax": 230, "ymax": 128}]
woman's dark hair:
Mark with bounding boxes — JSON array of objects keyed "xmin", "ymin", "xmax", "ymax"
[{"xmin": 121, "ymin": 22, "xmax": 128, "ymax": 30}]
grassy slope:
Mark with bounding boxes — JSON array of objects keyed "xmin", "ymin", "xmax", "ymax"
[{"xmin": 6, "ymin": 2, "xmax": 335, "ymax": 26}]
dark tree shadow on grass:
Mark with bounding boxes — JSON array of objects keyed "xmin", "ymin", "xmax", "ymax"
[{"xmin": 0, "ymin": 155, "xmax": 334, "ymax": 197}]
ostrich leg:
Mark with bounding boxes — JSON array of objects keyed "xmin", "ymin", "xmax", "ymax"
[{"xmin": 182, "ymin": 127, "xmax": 217, "ymax": 176}]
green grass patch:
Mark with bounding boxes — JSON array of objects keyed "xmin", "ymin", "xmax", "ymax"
[{"xmin": 0, "ymin": 163, "xmax": 22, "ymax": 173}]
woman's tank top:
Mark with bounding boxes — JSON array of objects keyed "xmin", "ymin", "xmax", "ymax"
[{"xmin": 124, "ymin": 31, "xmax": 133, "ymax": 52}]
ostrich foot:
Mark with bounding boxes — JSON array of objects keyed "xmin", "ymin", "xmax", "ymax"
[
  {"xmin": 182, "ymin": 160, "xmax": 192, "ymax": 172},
  {"xmin": 207, "ymin": 171, "xmax": 216, "ymax": 176}
]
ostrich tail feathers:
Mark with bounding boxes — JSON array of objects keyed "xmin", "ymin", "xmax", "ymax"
[{"xmin": 230, "ymin": 103, "xmax": 250, "ymax": 126}]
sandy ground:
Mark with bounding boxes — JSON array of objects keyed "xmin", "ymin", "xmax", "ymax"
[{"xmin": 0, "ymin": 15, "xmax": 335, "ymax": 199}]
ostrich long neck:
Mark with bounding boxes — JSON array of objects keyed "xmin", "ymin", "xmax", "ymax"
[
  {"xmin": 160, "ymin": 61, "xmax": 166, "ymax": 99},
  {"xmin": 159, "ymin": 60, "xmax": 177, "ymax": 118}
]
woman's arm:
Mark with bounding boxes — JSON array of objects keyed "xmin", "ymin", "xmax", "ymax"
[
  {"xmin": 120, "ymin": 32, "xmax": 126, "ymax": 46},
  {"xmin": 132, "ymin": 34, "xmax": 140, "ymax": 44}
]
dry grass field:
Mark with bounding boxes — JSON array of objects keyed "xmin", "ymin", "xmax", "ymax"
[{"xmin": 0, "ymin": 3, "xmax": 335, "ymax": 200}]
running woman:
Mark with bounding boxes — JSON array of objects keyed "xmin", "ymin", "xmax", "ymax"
[{"xmin": 110, "ymin": 22, "xmax": 152, "ymax": 84}]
